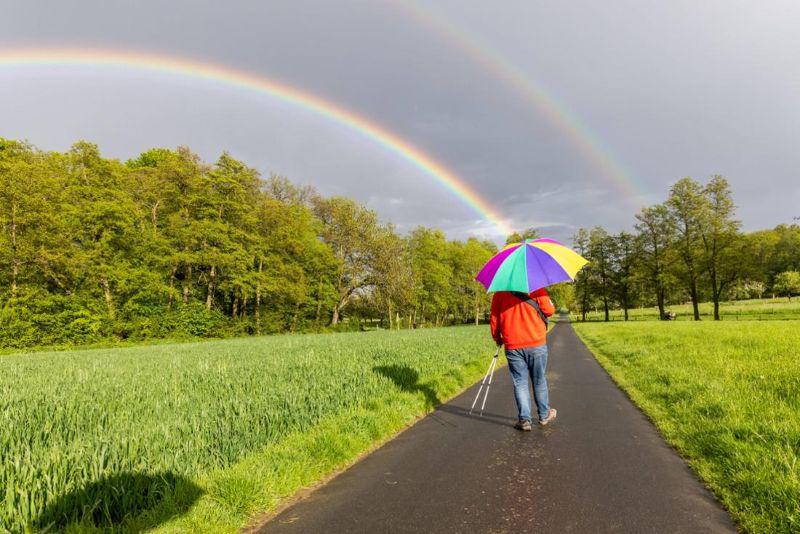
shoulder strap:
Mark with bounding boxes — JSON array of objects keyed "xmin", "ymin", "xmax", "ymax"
[{"xmin": 511, "ymin": 291, "xmax": 549, "ymax": 326}]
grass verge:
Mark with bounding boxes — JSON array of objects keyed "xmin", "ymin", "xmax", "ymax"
[{"xmin": 573, "ymin": 320, "xmax": 800, "ymax": 533}]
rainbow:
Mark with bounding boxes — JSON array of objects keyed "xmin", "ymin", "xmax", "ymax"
[
  {"xmin": 392, "ymin": 1, "xmax": 647, "ymax": 210},
  {"xmin": 0, "ymin": 48, "xmax": 515, "ymax": 236}
]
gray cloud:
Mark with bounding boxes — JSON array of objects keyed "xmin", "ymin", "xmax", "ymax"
[{"xmin": 2, "ymin": 0, "xmax": 799, "ymax": 245}]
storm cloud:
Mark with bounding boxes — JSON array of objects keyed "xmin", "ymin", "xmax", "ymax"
[{"xmin": 2, "ymin": 0, "xmax": 798, "ymax": 243}]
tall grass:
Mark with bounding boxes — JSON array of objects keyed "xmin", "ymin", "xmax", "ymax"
[
  {"xmin": 574, "ymin": 321, "xmax": 800, "ymax": 533},
  {"xmin": 0, "ymin": 326, "xmax": 495, "ymax": 532}
]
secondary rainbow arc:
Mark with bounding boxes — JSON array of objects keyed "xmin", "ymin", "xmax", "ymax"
[
  {"xmin": 0, "ymin": 48, "xmax": 515, "ymax": 236},
  {"xmin": 393, "ymin": 1, "xmax": 647, "ymax": 210}
]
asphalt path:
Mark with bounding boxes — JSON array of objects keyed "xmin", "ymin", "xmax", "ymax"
[{"xmin": 256, "ymin": 320, "xmax": 735, "ymax": 533}]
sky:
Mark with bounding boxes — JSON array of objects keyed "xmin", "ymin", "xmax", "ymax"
[{"xmin": 2, "ymin": 0, "xmax": 799, "ymax": 243}]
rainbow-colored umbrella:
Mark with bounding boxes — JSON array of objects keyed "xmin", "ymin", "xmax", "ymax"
[{"xmin": 475, "ymin": 238, "xmax": 588, "ymax": 293}]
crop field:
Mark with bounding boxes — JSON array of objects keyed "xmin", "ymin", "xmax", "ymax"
[
  {"xmin": 574, "ymin": 320, "xmax": 800, "ymax": 533},
  {"xmin": 0, "ymin": 326, "xmax": 495, "ymax": 532},
  {"xmin": 573, "ymin": 297, "xmax": 800, "ymax": 322}
]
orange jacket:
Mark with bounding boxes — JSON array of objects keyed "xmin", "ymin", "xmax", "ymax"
[{"xmin": 490, "ymin": 289, "xmax": 555, "ymax": 349}]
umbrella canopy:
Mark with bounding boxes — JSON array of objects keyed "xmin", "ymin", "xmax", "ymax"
[{"xmin": 475, "ymin": 238, "xmax": 588, "ymax": 293}]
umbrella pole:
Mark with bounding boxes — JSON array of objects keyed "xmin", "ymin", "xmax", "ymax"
[
  {"xmin": 479, "ymin": 356, "xmax": 498, "ymax": 416},
  {"xmin": 469, "ymin": 347, "xmax": 500, "ymax": 415}
]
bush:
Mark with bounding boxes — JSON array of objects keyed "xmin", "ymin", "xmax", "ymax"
[{"xmin": 0, "ymin": 290, "xmax": 105, "ymax": 348}]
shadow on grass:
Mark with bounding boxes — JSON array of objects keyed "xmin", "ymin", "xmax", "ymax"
[
  {"xmin": 373, "ymin": 364, "xmax": 441, "ymax": 409},
  {"xmin": 32, "ymin": 471, "xmax": 202, "ymax": 532}
]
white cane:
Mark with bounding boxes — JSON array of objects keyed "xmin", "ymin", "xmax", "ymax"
[{"xmin": 469, "ymin": 347, "xmax": 500, "ymax": 415}]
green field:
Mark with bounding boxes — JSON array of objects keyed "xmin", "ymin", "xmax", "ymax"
[
  {"xmin": 574, "ymin": 320, "xmax": 800, "ymax": 533},
  {"xmin": 0, "ymin": 326, "xmax": 495, "ymax": 532},
  {"xmin": 573, "ymin": 297, "xmax": 800, "ymax": 322}
]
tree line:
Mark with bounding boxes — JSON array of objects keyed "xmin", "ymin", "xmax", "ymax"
[
  {"xmin": 0, "ymin": 139, "xmax": 505, "ymax": 348},
  {"xmin": 573, "ymin": 175, "xmax": 800, "ymax": 321}
]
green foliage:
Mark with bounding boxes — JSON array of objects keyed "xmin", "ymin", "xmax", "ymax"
[
  {"xmin": 505, "ymin": 227, "xmax": 540, "ymax": 245},
  {"xmin": 773, "ymin": 271, "xmax": 800, "ymax": 299},
  {"xmin": 574, "ymin": 175, "xmax": 799, "ymax": 322},
  {"xmin": 575, "ymin": 321, "xmax": 800, "ymax": 533},
  {"xmin": 0, "ymin": 139, "xmax": 496, "ymax": 349},
  {"xmin": 0, "ymin": 325, "xmax": 494, "ymax": 532}
]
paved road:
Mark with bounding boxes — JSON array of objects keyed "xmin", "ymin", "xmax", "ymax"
[{"xmin": 256, "ymin": 321, "xmax": 735, "ymax": 533}]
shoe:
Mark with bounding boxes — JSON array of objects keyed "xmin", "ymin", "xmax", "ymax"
[
  {"xmin": 539, "ymin": 408, "xmax": 557, "ymax": 426},
  {"xmin": 514, "ymin": 419, "xmax": 532, "ymax": 431}
]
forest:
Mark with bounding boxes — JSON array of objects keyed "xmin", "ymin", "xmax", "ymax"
[
  {"xmin": 2, "ymin": 138, "xmax": 799, "ymax": 348},
  {"xmin": 0, "ymin": 139, "xmax": 502, "ymax": 348},
  {"xmin": 573, "ymin": 176, "xmax": 800, "ymax": 321}
]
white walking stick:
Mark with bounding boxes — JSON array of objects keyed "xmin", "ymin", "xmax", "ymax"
[{"xmin": 469, "ymin": 347, "xmax": 500, "ymax": 416}]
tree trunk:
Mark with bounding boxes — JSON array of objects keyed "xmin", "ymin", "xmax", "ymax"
[
  {"xmin": 254, "ymin": 258, "xmax": 262, "ymax": 332},
  {"xmin": 10, "ymin": 205, "xmax": 18, "ymax": 298},
  {"xmin": 151, "ymin": 200, "xmax": 161, "ymax": 236},
  {"xmin": 603, "ymin": 297, "xmax": 609, "ymax": 322},
  {"xmin": 313, "ymin": 280, "xmax": 324, "ymax": 327},
  {"xmin": 690, "ymin": 277, "xmax": 700, "ymax": 320},
  {"xmin": 331, "ymin": 304, "xmax": 341, "ymax": 326},
  {"xmin": 206, "ymin": 265, "xmax": 216, "ymax": 310},
  {"xmin": 710, "ymin": 269, "xmax": 721, "ymax": 320},
  {"xmin": 183, "ymin": 263, "xmax": 192, "ymax": 304},
  {"xmin": 167, "ymin": 264, "xmax": 178, "ymax": 310},
  {"xmin": 231, "ymin": 293, "xmax": 239, "ymax": 318},
  {"xmin": 656, "ymin": 287, "xmax": 666, "ymax": 319},
  {"xmin": 10, "ymin": 261, "xmax": 18, "ymax": 299},
  {"xmin": 621, "ymin": 288, "xmax": 629, "ymax": 321}
]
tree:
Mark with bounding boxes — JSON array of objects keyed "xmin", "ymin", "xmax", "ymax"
[
  {"xmin": 699, "ymin": 176, "xmax": 741, "ymax": 320},
  {"xmin": 666, "ymin": 177, "xmax": 707, "ymax": 320},
  {"xmin": 773, "ymin": 271, "xmax": 800, "ymax": 300},
  {"xmin": 0, "ymin": 140, "xmax": 60, "ymax": 299},
  {"xmin": 586, "ymin": 227, "xmax": 615, "ymax": 321},
  {"xmin": 449, "ymin": 238, "xmax": 495, "ymax": 325},
  {"xmin": 312, "ymin": 197, "xmax": 385, "ymax": 325},
  {"xmin": 548, "ymin": 282, "xmax": 575, "ymax": 313},
  {"xmin": 572, "ymin": 229, "xmax": 592, "ymax": 321},
  {"xmin": 611, "ymin": 231, "xmax": 637, "ymax": 320},
  {"xmin": 371, "ymin": 226, "xmax": 414, "ymax": 329},
  {"xmin": 406, "ymin": 227, "xmax": 453, "ymax": 326},
  {"xmin": 505, "ymin": 227, "xmax": 540, "ymax": 245},
  {"xmin": 635, "ymin": 204, "xmax": 676, "ymax": 319}
]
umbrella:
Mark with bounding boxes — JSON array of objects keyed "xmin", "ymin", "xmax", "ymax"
[{"xmin": 475, "ymin": 238, "xmax": 588, "ymax": 293}]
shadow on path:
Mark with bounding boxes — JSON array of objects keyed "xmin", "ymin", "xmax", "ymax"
[
  {"xmin": 373, "ymin": 365, "xmax": 440, "ymax": 409},
  {"xmin": 435, "ymin": 403, "xmax": 516, "ymax": 428},
  {"xmin": 33, "ymin": 471, "xmax": 202, "ymax": 531}
]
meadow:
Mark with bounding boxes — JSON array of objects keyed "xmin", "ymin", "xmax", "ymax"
[
  {"xmin": 573, "ymin": 297, "xmax": 800, "ymax": 322},
  {"xmin": 574, "ymin": 320, "xmax": 800, "ymax": 533},
  {"xmin": 0, "ymin": 326, "xmax": 495, "ymax": 532}
]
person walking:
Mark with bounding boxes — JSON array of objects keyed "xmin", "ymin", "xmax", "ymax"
[{"xmin": 490, "ymin": 288, "xmax": 557, "ymax": 431}]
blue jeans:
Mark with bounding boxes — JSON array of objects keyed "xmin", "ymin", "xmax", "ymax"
[{"xmin": 506, "ymin": 345, "xmax": 550, "ymax": 422}]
